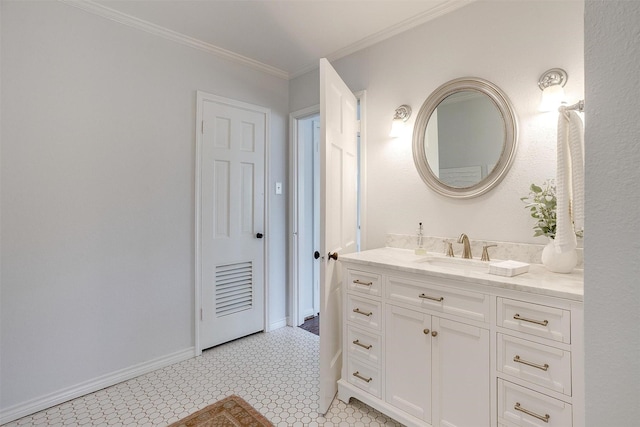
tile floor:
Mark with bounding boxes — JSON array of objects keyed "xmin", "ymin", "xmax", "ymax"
[{"xmin": 3, "ymin": 327, "xmax": 402, "ymax": 427}]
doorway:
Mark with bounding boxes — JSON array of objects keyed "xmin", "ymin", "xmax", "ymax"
[
  {"xmin": 289, "ymin": 92, "xmax": 365, "ymax": 332},
  {"xmin": 289, "ymin": 107, "xmax": 321, "ymax": 328}
]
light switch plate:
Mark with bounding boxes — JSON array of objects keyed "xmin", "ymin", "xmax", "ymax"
[{"xmin": 275, "ymin": 182, "xmax": 283, "ymax": 195}]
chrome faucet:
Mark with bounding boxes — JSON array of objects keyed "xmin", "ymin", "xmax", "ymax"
[{"xmin": 457, "ymin": 233, "xmax": 472, "ymax": 259}]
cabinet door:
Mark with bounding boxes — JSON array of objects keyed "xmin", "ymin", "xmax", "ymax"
[
  {"xmin": 385, "ymin": 304, "xmax": 431, "ymax": 422},
  {"xmin": 432, "ymin": 318, "xmax": 490, "ymax": 427}
]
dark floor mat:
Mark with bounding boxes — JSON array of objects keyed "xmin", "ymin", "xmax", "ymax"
[{"xmin": 298, "ymin": 315, "xmax": 319, "ymax": 336}]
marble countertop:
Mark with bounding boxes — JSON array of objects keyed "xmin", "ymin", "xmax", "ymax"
[{"xmin": 340, "ymin": 247, "xmax": 584, "ymax": 302}]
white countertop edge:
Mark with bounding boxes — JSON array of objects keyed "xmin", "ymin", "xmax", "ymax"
[{"xmin": 340, "ymin": 247, "xmax": 584, "ymax": 302}]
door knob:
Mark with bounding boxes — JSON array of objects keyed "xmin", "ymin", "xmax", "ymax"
[
  {"xmin": 256, "ymin": 233, "xmax": 264, "ymax": 239},
  {"xmin": 431, "ymin": 331, "xmax": 438, "ymax": 337},
  {"xmin": 328, "ymin": 252, "xmax": 339, "ymax": 261},
  {"xmin": 314, "ymin": 251, "xmax": 320, "ymax": 259}
]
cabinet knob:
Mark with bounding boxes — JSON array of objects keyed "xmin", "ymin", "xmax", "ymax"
[
  {"xmin": 431, "ymin": 331, "xmax": 438, "ymax": 337},
  {"xmin": 423, "ymin": 328, "xmax": 430, "ymax": 335}
]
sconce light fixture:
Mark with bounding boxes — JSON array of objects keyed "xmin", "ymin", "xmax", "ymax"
[
  {"xmin": 390, "ymin": 104, "xmax": 412, "ymax": 137},
  {"xmin": 538, "ymin": 68, "xmax": 567, "ymax": 112}
]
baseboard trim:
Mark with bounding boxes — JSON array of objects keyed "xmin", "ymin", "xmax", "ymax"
[
  {"xmin": 302, "ymin": 308, "xmax": 316, "ymax": 320},
  {"xmin": 269, "ymin": 318, "xmax": 287, "ymax": 331},
  {"xmin": 0, "ymin": 347, "xmax": 196, "ymax": 424}
]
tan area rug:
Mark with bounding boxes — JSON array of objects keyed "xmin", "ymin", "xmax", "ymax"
[{"xmin": 167, "ymin": 395, "xmax": 274, "ymax": 427}]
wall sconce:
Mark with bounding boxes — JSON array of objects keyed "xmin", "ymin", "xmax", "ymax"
[
  {"xmin": 389, "ymin": 105, "xmax": 412, "ymax": 137},
  {"xmin": 538, "ymin": 68, "xmax": 567, "ymax": 112}
]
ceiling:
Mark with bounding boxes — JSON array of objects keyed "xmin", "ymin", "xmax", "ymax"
[{"xmin": 81, "ymin": 0, "xmax": 472, "ymax": 79}]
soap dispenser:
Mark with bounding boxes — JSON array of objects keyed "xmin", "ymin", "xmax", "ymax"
[{"xmin": 415, "ymin": 222, "xmax": 427, "ymax": 255}]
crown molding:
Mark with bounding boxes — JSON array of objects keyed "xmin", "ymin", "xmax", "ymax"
[
  {"xmin": 60, "ymin": 0, "xmax": 473, "ymax": 82},
  {"xmin": 289, "ymin": 0, "xmax": 475, "ymax": 80},
  {"xmin": 59, "ymin": 0, "xmax": 290, "ymax": 80}
]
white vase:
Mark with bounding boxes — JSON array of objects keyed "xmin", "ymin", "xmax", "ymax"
[{"xmin": 541, "ymin": 239, "xmax": 578, "ymax": 273}]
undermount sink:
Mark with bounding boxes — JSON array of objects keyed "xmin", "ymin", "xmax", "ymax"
[{"xmin": 416, "ymin": 254, "xmax": 490, "ymax": 273}]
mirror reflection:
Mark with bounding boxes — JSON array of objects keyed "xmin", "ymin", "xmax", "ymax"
[{"xmin": 425, "ymin": 91, "xmax": 504, "ymax": 188}]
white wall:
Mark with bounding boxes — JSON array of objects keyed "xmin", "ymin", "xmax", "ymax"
[
  {"xmin": 0, "ymin": 0, "xmax": 288, "ymax": 417},
  {"xmin": 584, "ymin": 1, "xmax": 640, "ymax": 424},
  {"xmin": 290, "ymin": 0, "xmax": 584, "ymax": 249}
]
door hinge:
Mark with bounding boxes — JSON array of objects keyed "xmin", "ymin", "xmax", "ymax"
[
  {"xmin": 201, "ymin": 121, "xmax": 204, "ymax": 134},
  {"xmin": 200, "ymin": 308, "xmax": 203, "ymax": 321}
]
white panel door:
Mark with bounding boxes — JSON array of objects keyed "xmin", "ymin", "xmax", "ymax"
[
  {"xmin": 200, "ymin": 95, "xmax": 267, "ymax": 350},
  {"xmin": 319, "ymin": 58, "xmax": 358, "ymax": 414}
]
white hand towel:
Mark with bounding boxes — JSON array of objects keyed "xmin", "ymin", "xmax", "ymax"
[
  {"xmin": 568, "ymin": 111, "xmax": 585, "ymax": 233},
  {"xmin": 555, "ymin": 109, "xmax": 585, "ymax": 253}
]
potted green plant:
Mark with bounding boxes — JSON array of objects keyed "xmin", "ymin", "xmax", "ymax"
[
  {"xmin": 521, "ymin": 180, "xmax": 557, "ymax": 239},
  {"xmin": 521, "ymin": 179, "xmax": 577, "ymax": 273}
]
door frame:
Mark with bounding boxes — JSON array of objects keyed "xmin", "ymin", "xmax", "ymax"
[
  {"xmin": 288, "ymin": 105, "xmax": 320, "ymax": 327},
  {"xmin": 355, "ymin": 90, "xmax": 368, "ymax": 252},
  {"xmin": 287, "ymin": 91, "xmax": 367, "ymax": 328},
  {"xmin": 195, "ymin": 91, "xmax": 271, "ymax": 355}
]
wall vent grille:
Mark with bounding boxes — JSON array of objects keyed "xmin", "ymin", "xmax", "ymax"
[{"xmin": 215, "ymin": 262, "xmax": 253, "ymax": 317}]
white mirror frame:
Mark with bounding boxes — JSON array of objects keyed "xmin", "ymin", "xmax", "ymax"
[{"xmin": 412, "ymin": 77, "xmax": 518, "ymax": 199}]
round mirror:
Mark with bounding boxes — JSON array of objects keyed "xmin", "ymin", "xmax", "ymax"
[{"xmin": 412, "ymin": 77, "xmax": 518, "ymax": 198}]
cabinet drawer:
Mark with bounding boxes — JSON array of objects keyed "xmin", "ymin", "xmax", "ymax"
[
  {"xmin": 386, "ymin": 275, "xmax": 489, "ymax": 322},
  {"xmin": 498, "ymin": 379, "xmax": 572, "ymax": 427},
  {"xmin": 347, "ymin": 269, "xmax": 382, "ymax": 297},
  {"xmin": 346, "ymin": 294, "xmax": 382, "ymax": 331},
  {"xmin": 498, "ymin": 334, "xmax": 572, "ymax": 395},
  {"xmin": 498, "ymin": 298, "xmax": 571, "ymax": 343},
  {"xmin": 346, "ymin": 357, "xmax": 382, "ymax": 398},
  {"xmin": 347, "ymin": 325, "xmax": 381, "ymax": 366}
]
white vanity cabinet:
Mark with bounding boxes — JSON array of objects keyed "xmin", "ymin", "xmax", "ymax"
[
  {"xmin": 337, "ymin": 250, "xmax": 584, "ymax": 427},
  {"xmin": 339, "ymin": 266, "xmax": 492, "ymax": 427},
  {"xmin": 385, "ymin": 274, "xmax": 491, "ymax": 427},
  {"xmin": 385, "ymin": 304, "xmax": 490, "ymax": 426}
]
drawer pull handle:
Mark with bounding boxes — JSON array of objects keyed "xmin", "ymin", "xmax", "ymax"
[
  {"xmin": 514, "ymin": 355, "xmax": 549, "ymax": 371},
  {"xmin": 514, "ymin": 402, "xmax": 550, "ymax": 423},
  {"xmin": 353, "ymin": 279, "xmax": 373, "ymax": 286},
  {"xmin": 353, "ymin": 308, "xmax": 373, "ymax": 317},
  {"xmin": 353, "ymin": 339, "xmax": 372, "ymax": 350},
  {"xmin": 513, "ymin": 313, "xmax": 549, "ymax": 326},
  {"xmin": 419, "ymin": 293, "xmax": 444, "ymax": 302},
  {"xmin": 353, "ymin": 371, "xmax": 372, "ymax": 383}
]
